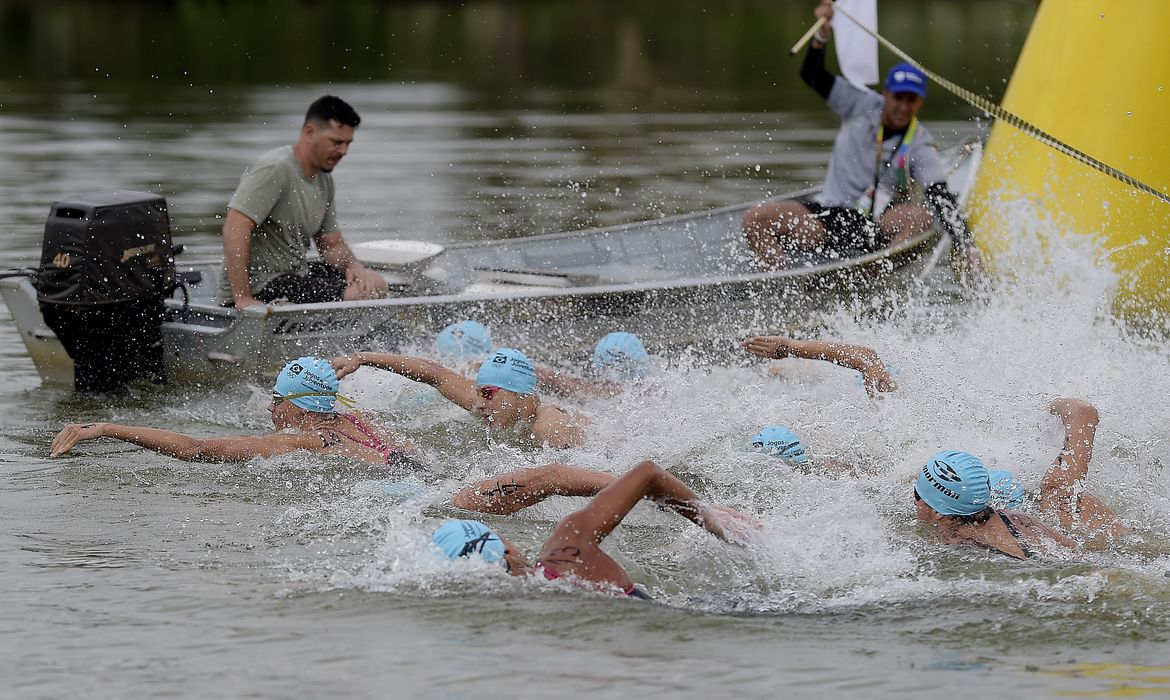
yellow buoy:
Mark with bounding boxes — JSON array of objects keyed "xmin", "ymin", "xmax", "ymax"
[{"xmin": 967, "ymin": 0, "xmax": 1170, "ymax": 329}]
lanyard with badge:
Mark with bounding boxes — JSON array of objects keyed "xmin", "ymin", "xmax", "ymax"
[{"xmin": 859, "ymin": 116, "xmax": 918, "ymax": 220}]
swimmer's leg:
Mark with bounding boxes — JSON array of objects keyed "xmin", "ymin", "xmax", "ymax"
[
  {"xmin": 1039, "ymin": 398, "xmax": 1128, "ymax": 542},
  {"xmin": 451, "ymin": 463, "xmax": 616, "ymax": 515}
]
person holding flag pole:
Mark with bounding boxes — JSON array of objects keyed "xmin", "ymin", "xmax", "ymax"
[{"xmin": 744, "ymin": 0, "xmax": 982, "ymax": 279}]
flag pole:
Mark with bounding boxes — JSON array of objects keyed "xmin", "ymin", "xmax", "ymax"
[{"xmin": 789, "ymin": 16, "xmax": 827, "ymax": 56}]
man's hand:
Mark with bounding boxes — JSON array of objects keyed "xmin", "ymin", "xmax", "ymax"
[
  {"xmin": 50, "ymin": 423, "xmax": 106, "ymax": 458},
  {"xmin": 813, "ymin": 0, "xmax": 834, "ymax": 36},
  {"xmin": 234, "ymin": 294, "xmax": 264, "ymax": 309},
  {"xmin": 344, "ymin": 263, "xmax": 389, "ymax": 300}
]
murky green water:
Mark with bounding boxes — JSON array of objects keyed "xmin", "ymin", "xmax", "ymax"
[{"xmin": 5, "ymin": 2, "xmax": 1170, "ymax": 698}]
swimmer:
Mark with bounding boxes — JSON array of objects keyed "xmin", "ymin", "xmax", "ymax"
[
  {"xmin": 50, "ymin": 357, "xmax": 419, "ymax": 466},
  {"xmin": 741, "ymin": 334, "xmax": 896, "ymax": 398},
  {"xmin": 751, "ymin": 424, "xmax": 873, "ymax": 477},
  {"xmin": 435, "ymin": 459, "xmax": 761, "ymax": 596},
  {"xmin": 332, "ymin": 348, "xmax": 589, "ymax": 448},
  {"xmin": 434, "ymin": 319, "xmax": 493, "ymax": 365},
  {"xmin": 914, "ymin": 398, "xmax": 1128, "ymax": 560},
  {"xmin": 536, "ymin": 331, "xmax": 651, "ymax": 400}
]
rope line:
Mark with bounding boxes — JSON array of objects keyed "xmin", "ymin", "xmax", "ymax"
[{"xmin": 831, "ymin": 2, "xmax": 1170, "ymax": 207}]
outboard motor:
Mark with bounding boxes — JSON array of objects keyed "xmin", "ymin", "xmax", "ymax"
[{"xmin": 36, "ymin": 191, "xmax": 175, "ymax": 392}]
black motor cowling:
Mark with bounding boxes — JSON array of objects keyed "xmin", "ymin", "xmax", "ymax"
[{"xmin": 36, "ymin": 191, "xmax": 176, "ymax": 392}]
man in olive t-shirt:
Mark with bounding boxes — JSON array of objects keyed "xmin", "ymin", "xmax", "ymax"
[{"xmin": 218, "ymin": 95, "xmax": 388, "ymax": 307}]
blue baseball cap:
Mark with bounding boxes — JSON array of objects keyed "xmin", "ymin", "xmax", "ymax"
[
  {"xmin": 751, "ymin": 425, "xmax": 809, "ymax": 465},
  {"xmin": 273, "ymin": 356, "xmax": 339, "ymax": 412},
  {"xmin": 885, "ymin": 62, "xmax": 927, "ymax": 98},
  {"xmin": 432, "ymin": 519, "xmax": 506, "ymax": 564},
  {"xmin": 987, "ymin": 469, "xmax": 1027, "ymax": 510},
  {"xmin": 916, "ymin": 450, "xmax": 990, "ymax": 516},
  {"xmin": 435, "ymin": 320, "xmax": 492, "ymax": 362},
  {"xmin": 475, "ymin": 348, "xmax": 537, "ymax": 395},
  {"xmin": 592, "ymin": 331, "xmax": 650, "ymax": 380}
]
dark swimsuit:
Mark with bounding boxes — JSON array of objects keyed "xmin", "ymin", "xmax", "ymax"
[
  {"xmin": 537, "ymin": 563, "xmax": 652, "ymax": 600},
  {"xmin": 997, "ymin": 512, "xmax": 1038, "ymax": 560}
]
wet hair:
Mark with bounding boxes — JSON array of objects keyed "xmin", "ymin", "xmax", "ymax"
[
  {"xmin": 914, "ymin": 489, "xmax": 995, "ymax": 525},
  {"xmin": 305, "ymin": 95, "xmax": 361, "ymax": 128}
]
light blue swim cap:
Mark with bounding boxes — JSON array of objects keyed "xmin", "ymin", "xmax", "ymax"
[
  {"xmin": 435, "ymin": 320, "xmax": 492, "ymax": 362},
  {"xmin": 916, "ymin": 450, "xmax": 991, "ymax": 516},
  {"xmin": 987, "ymin": 469, "xmax": 1027, "ymax": 510},
  {"xmin": 475, "ymin": 348, "xmax": 537, "ymax": 395},
  {"xmin": 273, "ymin": 356, "xmax": 339, "ymax": 413},
  {"xmin": 592, "ymin": 331, "xmax": 650, "ymax": 380},
  {"xmin": 432, "ymin": 519, "xmax": 506, "ymax": 564},
  {"xmin": 751, "ymin": 425, "xmax": 809, "ymax": 465}
]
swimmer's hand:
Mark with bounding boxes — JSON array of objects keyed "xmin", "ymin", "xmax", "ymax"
[
  {"xmin": 700, "ymin": 503, "xmax": 763, "ymax": 545},
  {"xmin": 742, "ymin": 335, "xmax": 795, "ymax": 360},
  {"xmin": 331, "ymin": 353, "xmax": 364, "ymax": 379},
  {"xmin": 50, "ymin": 423, "xmax": 105, "ymax": 458}
]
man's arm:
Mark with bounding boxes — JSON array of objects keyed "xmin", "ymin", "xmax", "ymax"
[
  {"xmin": 50, "ymin": 422, "xmax": 320, "ymax": 462},
  {"xmin": 222, "ymin": 209, "xmax": 263, "ymax": 308},
  {"xmin": 332, "ymin": 352, "xmax": 478, "ymax": 410},
  {"xmin": 314, "ymin": 230, "xmax": 388, "ymax": 299},
  {"xmin": 741, "ymin": 335, "xmax": 896, "ymax": 397}
]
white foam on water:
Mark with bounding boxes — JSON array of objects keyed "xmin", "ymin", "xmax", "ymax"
[{"xmin": 282, "ymin": 202, "xmax": 1170, "ymax": 616}]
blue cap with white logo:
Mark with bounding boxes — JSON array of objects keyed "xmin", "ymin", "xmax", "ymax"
[
  {"xmin": 273, "ymin": 356, "xmax": 339, "ymax": 413},
  {"xmin": 751, "ymin": 425, "xmax": 809, "ymax": 465},
  {"xmin": 475, "ymin": 348, "xmax": 538, "ymax": 395},
  {"xmin": 885, "ymin": 62, "xmax": 927, "ymax": 98},
  {"xmin": 435, "ymin": 320, "xmax": 493, "ymax": 362},
  {"xmin": 433, "ymin": 519, "xmax": 506, "ymax": 564},
  {"xmin": 592, "ymin": 331, "xmax": 650, "ymax": 381},
  {"xmin": 916, "ymin": 450, "xmax": 990, "ymax": 516}
]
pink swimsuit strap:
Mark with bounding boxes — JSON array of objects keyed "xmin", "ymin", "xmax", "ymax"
[{"xmin": 339, "ymin": 413, "xmax": 394, "ymax": 463}]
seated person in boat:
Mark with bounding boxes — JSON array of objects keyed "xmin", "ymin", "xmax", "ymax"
[
  {"xmin": 741, "ymin": 0, "xmax": 980, "ymax": 275},
  {"xmin": 536, "ymin": 331, "xmax": 651, "ymax": 401},
  {"xmin": 219, "ymin": 95, "xmax": 388, "ymax": 308},
  {"xmin": 332, "ymin": 348, "xmax": 590, "ymax": 449},
  {"xmin": 434, "ymin": 459, "xmax": 761, "ymax": 597},
  {"xmin": 741, "ymin": 334, "xmax": 897, "ymax": 399},
  {"xmin": 914, "ymin": 398, "xmax": 1129, "ymax": 560},
  {"xmin": 50, "ymin": 357, "xmax": 419, "ymax": 467}
]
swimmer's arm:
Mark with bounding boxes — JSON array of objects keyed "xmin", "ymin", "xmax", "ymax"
[
  {"xmin": 50, "ymin": 422, "xmax": 319, "ymax": 462},
  {"xmin": 535, "ymin": 365, "xmax": 622, "ymax": 400},
  {"xmin": 1041, "ymin": 398, "xmax": 1099, "ymax": 493},
  {"xmin": 452, "ymin": 463, "xmax": 616, "ymax": 514},
  {"xmin": 741, "ymin": 336, "xmax": 896, "ymax": 397},
  {"xmin": 332, "ymin": 352, "xmax": 478, "ymax": 409}
]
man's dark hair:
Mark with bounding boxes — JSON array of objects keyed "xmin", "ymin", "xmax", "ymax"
[{"xmin": 305, "ymin": 95, "xmax": 361, "ymax": 128}]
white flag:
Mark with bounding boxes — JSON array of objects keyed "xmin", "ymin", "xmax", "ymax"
[{"xmin": 834, "ymin": 0, "xmax": 879, "ymax": 87}]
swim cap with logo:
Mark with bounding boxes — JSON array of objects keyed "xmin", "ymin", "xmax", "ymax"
[
  {"xmin": 987, "ymin": 469, "xmax": 1027, "ymax": 510},
  {"xmin": 432, "ymin": 519, "xmax": 506, "ymax": 564},
  {"xmin": 475, "ymin": 348, "xmax": 537, "ymax": 395},
  {"xmin": 273, "ymin": 356, "xmax": 339, "ymax": 412},
  {"xmin": 435, "ymin": 320, "xmax": 493, "ymax": 362},
  {"xmin": 592, "ymin": 331, "xmax": 650, "ymax": 380},
  {"xmin": 916, "ymin": 450, "xmax": 990, "ymax": 516},
  {"xmin": 751, "ymin": 425, "xmax": 809, "ymax": 465}
]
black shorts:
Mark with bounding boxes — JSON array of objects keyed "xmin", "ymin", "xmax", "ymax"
[
  {"xmin": 797, "ymin": 197, "xmax": 890, "ymax": 254},
  {"xmin": 256, "ymin": 260, "xmax": 347, "ymax": 304}
]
